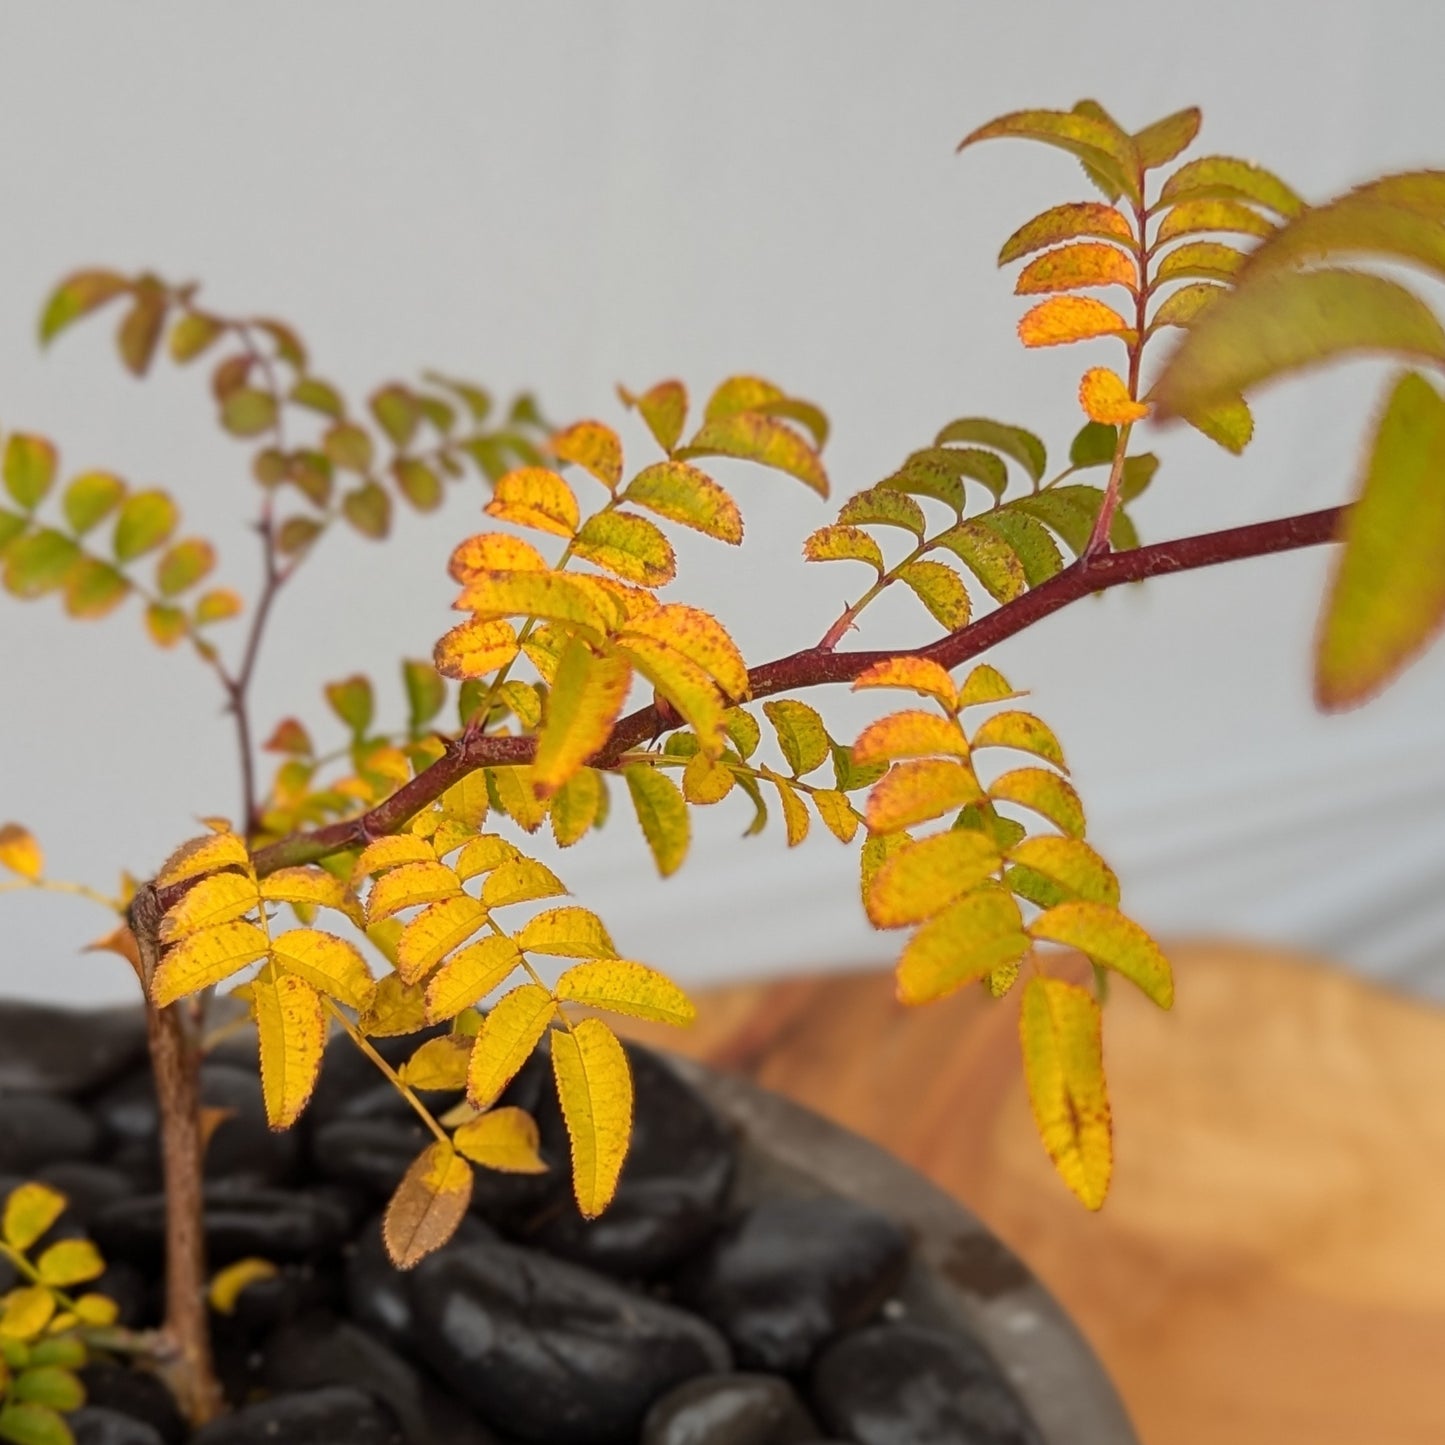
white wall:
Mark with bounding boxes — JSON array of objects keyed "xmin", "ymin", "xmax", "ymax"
[{"xmin": 2, "ymin": 1, "xmax": 1443, "ymax": 1005}]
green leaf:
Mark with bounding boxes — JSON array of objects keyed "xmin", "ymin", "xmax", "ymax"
[
  {"xmin": 1183, "ymin": 396, "xmax": 1254, "ymax": 454},
  {"xmin": 342, "ymin": 482, "xmax": 392, "ymax": 539},
  {"xmin": 325, "ymin": 675, "xmax": 374, "ymax": 736},
  {"xmin": 393, "ymin": 458, "xmax": 443, "ymax": 511},
  {"xmin": 678, "ymin": 413, "xmax": 828, "ymax": 497},
  {"xmin": 1011, "ymin": 486, "xmax": 1106, "ymax": 558},
  {"xmin": 0, "ymin": 1401, "xmax": 73, "ymax": 1445},
  {"xmin": 835, "ymin": 486, "xmax": 926, "ymax": 537},
  {"xmin": 39, "ymin": 268, "xmax": 130, "ymax": 344},
  {"xmin": 1158, "ymin": 154, "xmax": 1305, "ymax": 219},
  {"xmin": 802, "ymin": 524, "xmax": 884, "ymax": 572},
  {"xmin": 1068, "ymin": 421, "xmax": 1117, "ymax": 469},
  {"xmin": 623, "ymin": 764, "xmax": 689, "ymax": 877},
  {"xmin": 113, "ymin": 490, "xmax": 179, "ymax": 562},
  {"xmin": 933, "ymin": 417, "xmax": 1047, "ymax": 482},
  {"xmin": 220, "ymin": 387, "xmax": 278, "ymax": 438},
  {"xmin": 403, "ymin": 659, "xmax": 447, "ymax": 731},
  {"xmin": 974, "ymin": 509, "xmax": 1064, "ymax": 586},
  {"xmin": 1152, "ymin": 270, "xmax": 1445, "ymax": 417},
  {"xmin": 762, "ymin": 699, "xmax": 830, "ymax": 776},
  {"xmin": 61, "ymin": 472, "xmax": 126, "ymax": 534},
  {"xmin": 934, "ymin": 521, "xmax": 1027, "ymax": 603},
  {"xmin": 370, "ymin": 385, "xmax": 420, "ymax": 448},
  {"xmin": 1132, "ymin": 107, "xmax": 1201, "ymax": 169},
  {"xmin": 1148, "ymin": 282, "xmax": 1225, "ymax": 335},
  {"xmin": 3, "ymin": 437, "xmax": 57, "ymax": 511},
  {"xmin": 169, "ymin": 310, "xmax": 225, "ymax": 362},
  {"xmin": 290, "ymin": 377, "xmax": 345, "ymax": 418},
  {"xmin": 1119, "ymin": 452, "xmax": 1161, "ymax": 503},
  {"xmin": 1316, "ymin": 370, "xmax": 1445, "ymax": 709},
  {"xmin": 325, "ymin": 422, "xmax": 375, "ymax": 473},
  {"xmin": 1153, "ymin": 240, "xmax": 1247, "ymax": 284},
  {"xmin": 4, "ymin": 530, "xmax": 79, "ymax": 598},
  {"xmin": 896, "ymin": 559, "xmax": 971, "ymax": 629},
  {"xmin": 958, "ymin": 107, "xmax": 1141, "ymax": 205}
]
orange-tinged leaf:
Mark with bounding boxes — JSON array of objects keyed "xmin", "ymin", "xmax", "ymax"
[
  {"xmin": 989, "ymin": 767, "xmax": 1086, "ymax": 838},
  {"xmin": 3, "ymin": 1184, "xmax": 66, "ymax": 1252},
  {"xmin": 400, "ymin": 1035, "xmax": 472, "ymax": 1090},
  {"xmin": 1020, "ymin": 976, "xmax": 1112, "ymax": 1209},
  {"xmin": 252, "ymin": 962, "xmax": 328, "ymax": 1128},
  {"xmin": 617, "ymin": 604, "xmax": 749, "ymax": 701},
  {"xmin": 208, "ymin": 1258, "xmax": 279, "ymax": 1315},
  {"xmin": 467, "ymin": 983, "xmax": 556, "ymax": 1106},
  {"xmin": 803, "ymin": 525, "xmax": 884, "ymax": 572},
  {"xmin": 453, "ymin": 1107, "xmax": 547, "ymax": 1173},
  {"xmin": 353, "ymin": 835, "xmax": 437, "ymax": 878},
  {"xmin": 1078, "ymin": 368, "xmax": 1148, "ymax": 425},
  {"xmin": 366, "ymin": 861, "xmax": 462, "ymax": 924},
  {"xmin": 160, "ymin": 871, "xmax": 259, "ymax": 940},
  {"xmin": 516, "ymin": 906, "xmax": 618, "ymax": 959},
  {"xmin": 39, "ymin": 268, "xmax": 130, "ymax": 344},
  {"xmin": 621, "ymin": 379, "xmax": 689, "ymax": 453},
  {"xmin": 971, "ymin": 710, "xmax": 1066, "ymax": 769},
  {"xmin": 679, "ymin": 412, "xmax": 828, "ymax": 497},
  {"xmin": 448, "ymin": 532, "xmax": 549, "ymax": 582},
  {"xmin": 555, "ymin": 960, "xmax": 695, "ymax": 1026},
  {"xmin": 998, "ymin": 201, "xmax": 1134, "ymax": 265},
  {"xmin": 551, "ymin": 1018, "xmax": 632, "ymax": 1218},
  {"xmin": 1152, "ymin": 269, "xmax": 1445, "ymax": 416},
  {"xmin": 396, "ymin": 896, "xmax": 491, "ymax": 984},
  {"xmin": 1316, "ymin": 370, "xmax": 1445, "ymax": 708},
  {"xmin": 434, "ymin": 618, "xmax": 521, "ymax": 680},
  {"xmin": 63, "ymin": 556, "xmax": 130, "ymax": 619},
  {"xmin": 1132, "ymin": 107, "xmax": 1201, "ymax": 170},
  {"xmin": 1007, "ymin": 836, "xmax": 1119, "ymax": 906},
  {"xmin": 762, "ymin": 699, "xmax": 831, "ymax": 776},
  {"xmin": 866, "ymin": 829, "xmax": 1003, "ymax": 928},
  {"xmin": 760, "ymin": 767, "xmax": 810, "ymax": 846},
  {"xmin": 152, "ymin": 920, "xmax": 269, "ymax": 1006},
  {"xmin": 615, "ymin": 634, "xmax": 725, "ymax": 755},
  {"xmin": 1154, "ymin": 198, "xmax": 1274, "ymax": 245},
  {"xmin": 1159, "ymin": 154, "xmax": 1304, "ymax": 219},
  {"xmin": 572, "ymin": 511, "xmax": 676, "ymax": 587},
  {"xmin": 480, "ymin": 858, "xmax": 567, "ymax": 909},
  {"xmin": 117, "ymin": 286, "xmax": 167, "ymax": 376},
  {"xmin": 425, "ymin": 935, "xmax": 522, "ymax": 1022},
  {"xmin": 624, "ymin": 461, "xmax": 742, "ymax": 543},
  {"xmin": 156, "ymin": 829, "xmax": 250, "ymax": 888},
  {"xmin": 623, "ymin": 764, "xmax": 689, "ymax": 877},
  {"xmin": 194, "ymin": 588, "xmax": 243, "ymax": 625},
  {"xmin": 1030, "ymin": 901, "xmax": 1172, "ymax": 1007},
  {"xmin": 551, "ymin": 420, "xmax": 623, "ymax": 490},
  {"xmin": 1015, "ymin": 242, "xmax": 1137, "ymax": 296},
  {"xmin": 896, "ymin": 888, "xmax": 1029, "ymax": 1004},
  {"xmin": 1017, "ymin": 296, "xmax": 1135, "ymax": 349},
  {"xmin": 0, "ymin": 825, "xmax": 43, "ymax": 882},
  {"xmin": 533, "ymin": 640, "xmax": 632, "ymax": 798},
  {"xmin": 959, "ymin": 108, "xmax": 1141, "ymax": 205},
  {"xmin": 852, "ymin": 657, "xmax": 958, "ymax": 712},
  {"xmin": 852, "ymin": 711, "xmax": 969, "ymax": 767},
  {"xmin": 383, "ymin": 1142, "xmax": 473, "ymax": 1268},
  {"xmin": 484, "ymin": 467, "xmax": 580, "ymax": 538},
  {"xmin": 865, "ymin": 759, "xmax": 984, "ymax": 834},
  {"xmin": 270, "ymin": 928, "xmax": 376, "ymax": 1010}
]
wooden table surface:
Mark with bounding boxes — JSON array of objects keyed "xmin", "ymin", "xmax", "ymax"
[{"xmin": 619, "ymin": 941, "xmax": 1445, "ymax": 1445}]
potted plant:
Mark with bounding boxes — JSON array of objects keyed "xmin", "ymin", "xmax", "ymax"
[{"xmin": 1, "ymin": 99, "xmax": 1441, "ymax": 1445}]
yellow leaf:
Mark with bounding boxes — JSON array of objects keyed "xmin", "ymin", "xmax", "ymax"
[
  {"xmin": 865, "ymin": 759, "xmax": 984, "ymax": 834},
  {"xmin": 359, "ymin": 973, "xmax": 430, "ymax": 1036},
  {"xmin": 551, "ymin": 420, "xmax": 623, "ymax": 489},
  {"xmin": 959, "ymin": 107, "xmax": 1142, "ymax": 205},
  {"xmin": 555, "ymin": 959, "xmax": 695, "ymax": 1026},
  {"xmin": 617, "ymin": 604, "xmax": 749, "ymax": 701},
  {"xmin": 623, "ymin": 764, "xmax": 689, "ymax": 877},
  {"xmin": 759, "ymin": 768, "xmax": 810, "ymax": 846},
  {"xmin": 467, "ymin": 983, "xmax": 556, "ymax": 1107},
  {"xmin": 957, "ymin": 663, "xmax": 1018, "ymax": 708},
  {"xmin": 36, "ymin": 1239, "xmax": 104, "ymax": 1288},
  {"xmin": 852, "ymin": 710, "xmax": 970, "ymax": 767},
  {"xmin": 151, "ymin": 921, "xmax": 270, "ymax": 1007},
  {"xmin": 625, "ymin": 460, "xmax": 742, "ymax": 544},
  {"xmin": 366, "ymin": 861, "xmax": 462, "ymax": 924},
  {"xmin": 1317, "ymin": 370, "xmax": 1445, "ymax": 709},
  {"xmin": 434, "ymin": 617, "xmax": 522, "ymax": 680},
  {"xmin": 270, "ymin": 928, "xmax": 376, "ymax": 1010},
  {"xmin": 453, "ymin": 571, "xmax": 610, "ymax": 639},
  {"xmin": 1015, "ymin": 242, "xmax": 1137, "ymax": 296},
  {"xmin": 488, "ymin": 765, "xmax": 549, "ymax": 834},
  {"xmin": 1020, "ymin": 976, "xmax": 1112, "ymax": 1210},
  {"xmin": 252, "ymin": 962, "xmax": 327, "ymax": 1129},
  {"xmin": 1078, "ymin": 367, "xmax": 1149, "ymax": 425},
  {"xmin": 0, "ymin": 825, "xmax": 43, "ymax": 882},
  {"xmin": 208, "ymin": 1258, "xmax": 278, "ymax": 1315},
  {"xmin": 1007, "ymin": 837, "xmax": 1119, "ymax": 906},
  {"xmin": 897, "ymin": 560, "xmax": 972, "ymax": 631},
  {"xmin": 395, "ymin": 895, "xmax": 491, "ymax": 984},
  {"xmin": 989, "ymin": 767, "xmax": 1086, "ymax": 838},
  {"xmin": 682, "ymin": 751, "xmax": 736, "ymax": 804},
  {"xmin": 1182, "ymin": 394, "xmax": 1254, "ymax": 454},
  {"xmin": 551, "ymin": 767, "xmax": 605, "ymax": 847},
  {"xmin": 552, "ymin": 1018, "xmax": 633, "ymax": 1218},
  {"xmin": 615, "ymin": 634, "xmax": 726, "ymax": 755},
  {"xmin": 448, "ymin": 531, "xmax": 549, "ymax": 582},
  {"xmin": 156, "ymin": 830, "xmax": 251, "ymax": 888},
  {"xmin": 3, "ymin": 1184, "xmax": 66, "ymax": 1252},
  {"xmin": 0, "ymin": 1287, "xmax": 55, "ymax": 1341},
  {"xmin": 453, "ymin": 1107, "xmax": 547, "ymax": 1173},
  {"xmin": 1030, "ymin": 900, "xmax": 1173, "ymax": 1007},
  {"xmin": 160, "ymin": 871, "xmax": 260, "ymax": 941},
  {"xmin": 436, "ymin": 773, "xmax": 491, "ymax": 832},
  {"xmin": 517, "ymin": 906, "xmax": 618, "ymax": 959},
  {"xmin": 852, "ymin": 656, "xmax": 958, "ymax": 712},
  {"xmin": 383, "ymin": 1142, "xmax": 473, "ymax": 1268},
  {"xmin": 811, "ymin": 789, "xmax": 860, "ymax": 844},
  {"xmin": 259, "ymin": 867, "xmax": 350, "ymax": 912},
  {"xmin": 1158, "ymin": 154, "xmax": 1304, "ymax": 219},
  {"xmin": 1153, "ymin": 240, "xmax": 1247, "ymax": 284},
  {"xmin": 572, "ymin": 510, "xmax": 676, "ymax": 587},
  {"xmin": 896, "ymin": 888, "xmax": 1029, "ymax": 1004},
  {"xmin": 533, "ymin": 640, "xmax": 633, "ymax": 797},
  {"xmin": 680, "ymin": 411, "xmax": 828, "ymax": 497},
  {"xmin": 353, "ymin": 835, "xmax": 437, "ymax": 879},
  {"xmin": 453, "ymin": 835, "xmax": 520, "ymax": 881},
  {"xmin": 72, "ymin": 1292, "xmax": 120, "ymax": 1327},
  {"xmin": 1017, "ymin": 296, "xmax": 1136, "ymax": 349},
  {"xmin": 400, "ymin": 1035, "xmax": 472, "ymax": 1091},
  {"xmin": 1133, "ymin": 106, "xmax": 1201, "ymax": 169},
  {"xmin": 866, "ymin": 829, "xmax": 1003, "ymax": 928},
  {"xmin": 480, "ymin": 858, "xmax": 567, "ymax": 909},
  {"xmin": 621, "ymin": 378, "xmax": 688, "ymax": 453},
  {"xmin": 803, "ymin": 524, "xmax": 884, "ymax": 572},
  {"xmin": 425, "ymin": 935, "xmax": 522, "ymax": 1022},
  {"xmin": 484, "ymin": 466, "xmax": 580, "ymax": 538},
  {"xmin": 971, "ymin": 710, "xmax": 1067, "ymax": 769},
  {"xmin": 762, "ymin": 699, "xmax": 831, "ymax": 776},
  {"xmin": 1154, "ymin": 198, "xmax": 1275, "ymax": 245},
  {"xmin": 998, "ymin": 201, "xmax": 1135, "ymax": 264}
]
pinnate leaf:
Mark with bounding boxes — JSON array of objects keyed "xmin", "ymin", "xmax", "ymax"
[
  {"xmin": 0, "ymin": 826, "xmax": 43, "ymax": 882},
  {"xmin": 1007, "ymin": 836, "xmax": 1119, "ymax": 907},
  {"xmin": 865, "ymin": 759, "xmax": 984, "ymax": 834},
  {"xmin": 896, "ymin": 560, "xmax": 971, "ymax": 629},
  {"xmin": 896, "ymin": 888, "xmax": 1029, "ymax": 1005},
  {"xmin": 803, "ymin": 525, "xmax": 884, "ymax": 572},
  {"xmin": 852, "ymin": 657, "xmax": 957, "ymax": 712},
  {"xmin": 156, "ymin": 539, "xmax": 215, "ymax": 596},
  {"xmin": 998, "ymin": 202, "xmax": 1133, "ymax": 266},
  {"xmin": 1015, "ymin": 242, "xmax": 1137, "ymax": 296},
  {"xmin": 615, "ymin": 634, "xmax": 726, "ymax": 756},
  {"xmin": 208, "ymin": 1258, "xmax": 279, "ymax": 1315},
  {"xmin": 972, "ymin": 710, "xmax": 1066, "ymax": 769},
  {"xmin": 836, "ymin": 486, "xmax": 927, "ymax": 536},
  {"xmin": 383, "ymin": 1142, "xmax": 473, "ymax": 1269},
  {"xmin": 259, "ymin": 866, "xmax": 348, "ymax": 912},
  {"xmin": 485, "ymin": 467, "xmax": 580, "ymax": 538},
  {"xmin": 157, "ymin": 829, "xmax": 250, "ymax": 888},
  {"xmin": 625, "ymin": 461, "xmax": 742, "ymax": 543},
  {"xmin": 1182, "ymin": 394, "xmax": 1254, "ymax": 454},
  {"xmin": 552, "ymin": 421, "xmax": 623, "ymax": 489},
  {"xmin": 617, "ymin": 605, "xmax": 749, "ymax": 700},
  {"xmin": 39, "ymin": 268, "xmax": 129, "ymax": 343},
  {"xmin": 762, "ymin": 700, "xmax": 830, "ymax": 776},
  {"xmin": 467, "ymin": 983, "xmax": 556, "ymax": 1107},
  {"xmin": 434, "ymin": 617, "xmax": 521, "ymax": 680},
  {"xmin": 620, "ymin": 379, "xmax": 688, "ymax": 454},
  {"xmin": 533, "ymin": 640, "xmax": 633, "ymax": 797},
  {"xmin": 1155, "ymin": 199, "xmax": 1273, "ymax": 245},
  {"xmin": 555, "ymin": 960, "xmax": 695, "ymax": 1026},
  {"xmin": 552, "ymin": 1018, "xmax": 632, "ymax": 1218},
  {"xmin": 1316, "ymin": 370, "xmax": 1445, "ymax": 708},
  {"xmin": 959, "ymin": 108, "xmax": 1141, "ymax": 205},
  {"xmin": 400, "ymin": 1036, "xmax": 471, "ymax": 1091},
  {"xmin": 366, "ymin": 861, "xmax": 462, "ymax": 924},
  {"xmin": 3, "ymin": 1184, "xmax": 65, "ymax": 1252},
  {"xmin": 270, "ymin": 928, "xmax": 376, "ymax": 1010},
  {"xmin": 624, "ymin": 764, "xmax": 689, "ymax": 877},
  {"xmin": 3, "ymin": 437, "xmax": 56, "ymax": 511},
  {"xmin": 1132, "ymin": 107, "xmax": 1201, "ymax": 169},
  {"xmin": 480, "ymin": 858, "xmax": 566, "ymax": 909},
  {"xmin": 117, "ymin": 286, "xmax": 167, "ymax": 376},
  {"xmin": 353, "ymin": 835, "xmax": 437, "ymax": 878},
  {"xmin": 1159, "ymin": 154, "xmax": 1304, "ymax": 218},
  {"xmin": 151, "ymin": 921, "xmax": 269, "ymax": 1006},
  {"xmin": 852, "ymin": 710, "xmax": 969, "ymax": 767},
  {"xmin": 1154, "ymin": 240, "xmax": 1246, "ymax": 284},
  {"xmin": 1078, "ymin": 367, "xmax": 1148, "ymax": 425},
  {"xmin": 1018, "ymin": 296, "xmax": 1135, "ymax": 349},
  {"xmin": 866, "ymin": 828, "xmax": 1003, "ymax": 928},
  {"xmin": 1020, "ymin": 976, "xmax": 1112, "ymax": 1209},
  {"xmin": 454, "ymin": 572, "xmax": 610, "ymax": 639},
  {"xmin": 36, "ymin": 1238, "xmax": 104, "ymax": 1288},
  {"xmin": 1030, "ymin": 901, "xmax": 1173, "ymax": 1007},
  {"xmin": 550, "ymin": 768, "xmax": 606, "ymax": 847},
  {"xmin": 453, "ymin": 1107, "xmax": 547, "ymax": 1173},
  {"xmin": 517, "ymin": 906, "xmax": 618, "ymax": 959},
  {"xmin": 113, "ymin": 490, "xmax": 178, "ymax": 562},
  {"xmin": 159, "ymin": 871, "xmax": 259, "ymax": 940},
  {"xmin": 989, "ymin": 767, "xmax": 1086, "ymax": 838},
  {"xmin": 342, "ymin": 482, "xmax": 392, "ymax": 539},
  {"xmin": 425, "ymin": 935, "xmax": 522, "ymax": 1022},
  {"xmin": 0, "ymin": 1401, "xmax": 72, "ymax": 1445},
  {"xmin": 572, "ymin": 510, "xmax": 676, "ymax": 587},
  {"xmin": 679, "ymin": 413, "xmax": 828, "ymax": 498},
  {"xmin": 448, "ymin": 532, "xmax": 549, "ymax": 582},
  {"xmin": 251, "ymin": 963, "xmax": 328, "ymax": 1128}
]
